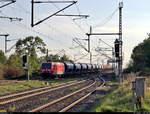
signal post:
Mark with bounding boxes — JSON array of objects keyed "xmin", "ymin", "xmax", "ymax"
[{"xmin": 22, "ymin": 55, "xmax": 30, "ymax": 81}]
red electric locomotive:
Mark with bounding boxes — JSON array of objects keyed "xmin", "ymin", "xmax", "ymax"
[{"xmin": 41, "ymin": 62, "xmax": 65, "ymax": 79}]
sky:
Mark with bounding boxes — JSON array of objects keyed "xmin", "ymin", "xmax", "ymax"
[{"xmin": 0, "ymin": 0, "xmax": 150, "ymax": 68}]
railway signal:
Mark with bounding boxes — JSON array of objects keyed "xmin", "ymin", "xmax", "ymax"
[
  {"xmin": 22, "ymin": 55, "xmax": 30, "ymax": 81},
  {"xmin": 114, "ymin": 39, "xmax": 120, "ymax": 58},
  {"xmin": 22, "ymin": 55, "xmax": 27, "ymax": 68}
]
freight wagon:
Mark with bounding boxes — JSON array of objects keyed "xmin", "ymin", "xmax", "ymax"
[{"xmin": 41, "ymin": 62, "xmax": 100, "ymax": 79}]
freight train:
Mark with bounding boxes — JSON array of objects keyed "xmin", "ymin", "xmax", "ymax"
[{"xmin": 41, "ymin": 62, "xmax": 101, "ymax": 79}]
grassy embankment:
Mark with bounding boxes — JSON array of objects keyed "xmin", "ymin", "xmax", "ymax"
[
  {"xmin": 90, "ymin": 75, "xmax": 150, "ymax": 112},
  {"xmin": 0, "ymin": 78, "xmax": 79, "ymax": 96}
]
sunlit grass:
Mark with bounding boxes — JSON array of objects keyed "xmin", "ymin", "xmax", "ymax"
[
  {"xmin": 90, "ymin": 76, "xmax": 150, "ymax": 112},
  {"xmin": 0, "ymin": 78, "xmax": 80, "ymax": 96}
]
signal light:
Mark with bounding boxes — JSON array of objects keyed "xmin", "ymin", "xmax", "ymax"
[
  {"xmin": 114, "ymin": 39, "xmax": 120, "ymax": 57},
  {"xmin": 115, "ymin": 43, "xmax": 119, "ymax": 52},
  {"xmin": 22, "ymin": 55, "xmax": 27, "ymax": 67}
]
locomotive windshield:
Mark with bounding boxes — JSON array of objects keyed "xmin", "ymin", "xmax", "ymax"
[{"xmin": 42, "ymin": 63, "xmax": 51, "ymax": 68}]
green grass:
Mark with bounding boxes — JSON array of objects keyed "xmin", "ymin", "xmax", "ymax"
[
  {"xmin": 0, "ymin": 78, "xmax": 80, "ymax": 96},
  {"xmin": 90, "ymin": 80, "xmax": 134, "ymax": 112},
  {"xmin": 89, "ymin": 76, "xmax": 150, "ymax": 112},
  {"xmin": 0, "ymin": 80, "xmax": 47, "ymax": 96}
]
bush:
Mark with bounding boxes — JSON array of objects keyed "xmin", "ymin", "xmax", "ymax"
[
  {"xmin": 0, "ymin": 64, "xmax": 4, "ymax": 80},
  {"xmin": 4, "ymin": 66, "xmax": 25, "ymax": 79},
  {"xmin": 0, "ymin": 69, "xmax": 4, "ymax": 80},
  {"xmin": 139, "ymin": 67, "xmax": 150, "ymax": 76}
]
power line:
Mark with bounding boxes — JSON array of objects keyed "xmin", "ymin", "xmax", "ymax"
[
  {"xmin": 93, "ymin": 8, "xmax": 118, "ymax": 28},
  {"xmin": 14, "ymin": 2, "xmax": 78, "ymax": 45},
  {"xmin": 51, "ymin": 1, "xmax": 87, "ymax": 34},
  {"xmin": 0, "ymin": 6, "xmax": 74, "ymax": 48},
  {"xmin": 31, "ymin": 0, "xmax": 77, "ymax": 27}
]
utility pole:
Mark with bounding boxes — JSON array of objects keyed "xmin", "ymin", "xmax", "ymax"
[
  {"xmin": 119, "ymin": 2, "xmax": 123, "ymax": 82},
  {"xmin": 0, "ymin": 34, "xmax": 9, "ymax": 53},
  {"xmin": 87, "ymin": 26, "xmax": 92, "ymax": 64},
  {"xmin": 46, "ymin": 49, "xmax": 49, "ymax": 62},
  {"xmin": 0, "ymin": 34, "xmax": 19, "ymax": 54},
  {"xmin": 86, "ymin": 2, "xmax": 123, "ymax": 82},
  {"xmin": 0, "ymin": 16, "xmax": 22, "ymax": 53},
  {"xmin": 72, "ymin": 36, "xmax": 92, "ymax": 64},
  {"xmin": 31, "ymin": 0, "xmax": 89, "ymax": 27}
]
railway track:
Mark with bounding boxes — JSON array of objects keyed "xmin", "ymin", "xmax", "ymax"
[
  {"xmin": 0, "ymin": 78, "xmax": 93, "ymax": 112},
  {"xmin": 30, "ymin": 75, "xmax": 105, "ymax": 112},
  {"xmin": 0, "ymin": 80, "xmax": 79, "ymax": 102}
]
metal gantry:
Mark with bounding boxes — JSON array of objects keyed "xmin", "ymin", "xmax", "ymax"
[
  {"xmin": 0, "ymin": 34, "xmax": 9, "ymax": 53},
  {"xmin": 86, "ymin": 2, "xmax": 123, "ymax": 82},
  {"xmin": 0, "ymin": 16, "xmax": 23, "ymax": 22},
  {"xmin": 31, "ymin": 0, "xmax": 89, "ymax": 27},
  {"xmin": 0, "ymin": 0, "xmax": 16, "ymax": 8}
]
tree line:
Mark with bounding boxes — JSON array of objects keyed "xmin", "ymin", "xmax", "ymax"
[
  {"xmin": 124, "ymin": 34, "xmax": 150, "ymax": 76},
  {"xmin": 0, "ymin": 36, "xmax": 73, "ymax": 80}
]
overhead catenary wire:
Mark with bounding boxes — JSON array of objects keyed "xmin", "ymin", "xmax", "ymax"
[
  {"xmin": 49, "ymin": 1, "xmax": 93, "ymax": 58},
  {"xmin": 0, "ymin": 0, "xmax": 115, "ymax": 64},
  {"xmin": 14, "ymin": 2, "xmax": 80, "ymax": 48},
  {"xmin": 0, "ymin": 5, "xmax": 73, "ymax": 49},
  {"xmin": 0, "ymin": 3, "xmax": 78, "ymax": 59},
  {"xmin": 93, "ymin": 7, "xmax": 118, "ymax": 29},
  {"xmin": 50, "ymin": 1, "xmax": 87, "ymax": 34}
]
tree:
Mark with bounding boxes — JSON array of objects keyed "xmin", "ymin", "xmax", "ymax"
[
  {"xmin": 128, "ymin": 34, "xmax": 150, "ymax": 75},
  {"xmin": 15, "ymin": 36, "xmax": 46, "ymax": 75},
  {"xmin": 45, "ymin": 54, "xmax": 74, "ymax": 62},
  {"xmin": 0, "ymin": 50, "xmax": 7, "ymax": 65},
  {"xmin": 60, "ymin": 54, "xmax": 73, "ymax": 62},
  {"xmin": 46, "ymin": 54, "xmax": 60, "ymax": 62},
  {"xmin": 15, "ymin": 36, "xmax": 46, "ymax": 56}
]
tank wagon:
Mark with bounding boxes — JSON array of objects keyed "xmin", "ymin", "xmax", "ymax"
[{"xmin": 41, "ymin": 62, "xmax": 100, "ymax": 79}]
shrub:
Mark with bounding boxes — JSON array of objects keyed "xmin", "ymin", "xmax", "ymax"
[
  {"xmin": 0, "ymin": 64, "xmax": 4, "ymax": 80},
  {"xmin": 139, "ymin": 67, "xmax": 150, "ymax": 76},
  {"xmin": 4, "ymin": 66, "xmax": 25, "ymax": 79},
  {"xmin": 0, "ymin": 69, "xmax": 4, "ymax": 80}
]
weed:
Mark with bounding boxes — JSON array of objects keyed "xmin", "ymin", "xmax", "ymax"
[
  {"xmin": 40, "ymin": 97, "xmax": 49, "ymax": 101},
  {"xmin": 0, "ymin": 110, "xmax": 7, "ymax": 112},
  {"xmin": 8, "ymin": 105, "xmax": 16, "ymax": 112}
]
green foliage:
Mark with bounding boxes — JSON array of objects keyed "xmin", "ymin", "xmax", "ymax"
[
  {"xmin": 15, "ymin": 36, "xmax": 46, "ymax": 56},
  {"xmin": 28, "ymin": 51, "xmax": 40, "ymax": 75},
  {"xmin": 7, "ymin": 54, "xmax": 22, "ymax": 67},
  {"xmin": 0, "ymin": 50, "xmax": 7, "ymax": 65},
  {"xmin": 60, "ymin": 54, "xmax": 74, "ymax": 62},
  {"xmin": 47, "ymin": 54, "xmax": 60, "ymax": 62},
  {"xmin": 126, "ymin": 34, "xmax": 150, "ymax": 75},
  {"xmin": 0, "ymin": 63, "xmax": 4, "ymax": 80},
  {"xmin": 46, "ymin": 54, "xmax": 74, "ymax": 63},
  {"xmin": 0, "ymin": 36, "xmax": 74, "ymax": 78},
  {"xmin": 15, "ymin": 36, "xmax": 47, "ymax": 76}
]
